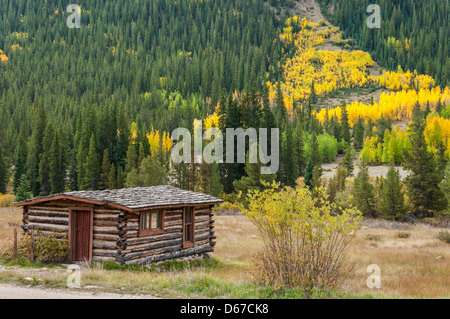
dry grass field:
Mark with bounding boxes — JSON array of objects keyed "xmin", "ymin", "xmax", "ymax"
[{"xmin": 0, "ymin": 208, "xmax": 449, "ymax": 298}]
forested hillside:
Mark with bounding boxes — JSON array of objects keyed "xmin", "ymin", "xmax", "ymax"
[
  {"xmin": 317, "ymin": 0, "xmax": 450, "ymax": 86},
  {"xmin": 0, "ymin": 0, "xmax": 449, "ymax": 218},
  {"xmin": 0, "ymin": 0, "xmax": 286, "ymax": 197}
]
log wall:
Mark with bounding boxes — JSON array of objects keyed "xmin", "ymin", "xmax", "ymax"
[
  {"xmin": 121, "ymin": 205, "xmax": 215, "ymax": 265},
  {"xmin": 21, "ymin": 201, "xmax": 122, "ymax": 263},
  {"xmin": 22, "ymin": 202, "xmax": 216, "ymax": 265}
]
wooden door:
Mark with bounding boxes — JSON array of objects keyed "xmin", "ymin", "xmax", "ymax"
[{"xmin": 70, "ymin": 209, "xmax": 92, "ymax": 261}]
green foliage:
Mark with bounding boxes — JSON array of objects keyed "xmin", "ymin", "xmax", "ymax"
[
  {"xmin": 340, "ymin": 149, "xmax": 354, "ymax": 175},
  {"xmin": 240, "ymin": 182, "xmax": 361, "ymax": 293},
  {"xmin": 440, "ymin": 163, "xmax": 450, "ymax": 213},
  {"xmin": 378, "ymin": 165, "xmax": 407, "ymax": 220},
  {"xmin": 0, "ymin": 144, "xmax": 7, "ymax": 194},
  {"xmin": 360, "ymin": 126, "xmax": 410, "ymax": 165},
  {"xmin": 125, "ymin": 156, "xmax": 167, "ymax": 188},
  {"xmin": 304, "ymin": 132, "xmax": 339, "ymax": 164},
  {"xmin": 15, "ymin": 174, "xmax": 32, "ymax": 202},
  {"xmin": 436, "ymin": 231, "xmax": 450, "ymax": 244},
  {"xmin": 403, "ymin": 104, "xmax": 447, "ymax": 213},
  {"xmin": 352, "ymin": 161, "xmax": 376, "ymax": 217},
  {"xmin": 320, "ymin": 0, "xmax": 450, "ymax": 86},
  {"xmin": 0, "ymin": 231, "xmax": 69, "ymax": 264}
]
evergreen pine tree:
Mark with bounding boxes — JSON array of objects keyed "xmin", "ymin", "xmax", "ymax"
[
  {"xmin": 353, "ymin": 118, "xmax": 365, "ymax": 151},
  {"xmin": 15, "ymin": 174, "xmax": 32, "ymax": 202},
  {"xmin": 99, "ymin": 149, "xmax": 112, "ymax": 190},
  {"xmin": 353, "ymin": 161, "xmax": 376, "ymax": 217},
  {"xmin": 13, "ymin": 133, "xmax": 27, "ymax": 193},
  {"xmin": 403, "ymin": 103, "xmax": 447, "ymax": 213},
  {"xmin": 39, "ymin": 123, "xmax": 54, "ymax": 196},
  {"xmin": 68, "ymin": 149, "xmax": 78, "ymax": 191},
  {"xmin": 49, "ymin": 129, "xmax": 65, "ymax": 194},
  {"xmin": 340, "ymin": 105, "xmax": 351, "ymax": 147},
  {"xmin": 107, "ymin": 163, "xmax": 117, "ymax": 190},
  {"xmin": 379, "ymin": 165, "xmax": 407, "ymax": 220},
  {"xmin": 84, "ymin": 134, "xmax": 100, "ymax": 190},
  {"xmin": 340, "ymin": 149, "xmax": 354, "ymax": 176},
  {"xmin": 27, "ymin": 107, "xmax": 46, "ymax": 196},
  {"xmin": 310, "ymin": 132, "xmax": 322, "ymax": 167},
  {"xmin": 439, "ymin": 163, "xmax": 450, "ymax": 213},
  {"xmin": 0, "ymin": 143, "xmax": 7, "ymax": 194},
  {"xmin": 304, "ymin": 157, "xmax": 314, "ymax": 187}
]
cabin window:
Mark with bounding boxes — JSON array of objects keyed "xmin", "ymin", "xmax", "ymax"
[
  {"xmin": 183, "ymin": 207, "xmax": 195, "ymax": 248},
  {"xmin": 139, "ymin": 210, "xmax": 164, "ymax": 236}
]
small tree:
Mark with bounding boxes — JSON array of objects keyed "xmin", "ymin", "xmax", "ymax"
[
  {"xmin": 378, "ymin": 165, "xmax": 407, "ymax": 219},
  {"xmin": 15, "ymin": 174, "xmax": 32, "ymax": 202},
  {"xmin": 0, "ymin": 143, "xmax": 8, "ymax": 194},
  {"xmin": 241, "ymin": 182, "xmax": 361, "ymax": 294},
  {"xmin": 353, "ymin": 161, "xmax": 376, "ymax": 217},
  {"xmin": 340, "ymin": 148, "xmax": 354, "ymax": 175},
  {"xmin": 440, "ymin": 163, "xmax": 450, "ymax": 214}
]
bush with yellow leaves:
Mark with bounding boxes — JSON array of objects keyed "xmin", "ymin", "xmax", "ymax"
[
  {"xmin": 240, "ymin": 182, "xmax": 361, "ymax": 293},
  {"xmin": 0, "ymin": 194, "xmax": 15, "ymax": 207}
]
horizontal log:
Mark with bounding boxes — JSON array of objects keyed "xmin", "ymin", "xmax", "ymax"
[
  {"xmin": 93, "ymin": 256, "xmax": 116, "ymax": 262},
  {"xmin": 28, "ymin": 206, "xmax": 69, "ymax": 212},
  {"xmin": 124, "ymin": 213, "xmax": 139, "ymax": 220},
  {"xmin": 94, "ymin": 220, "xmax": 118, "ymax": 227},
  {"xmin": 163, "ymin": 225, "xmax": 182, "ymax": 234},
  {"xmin": 124, "ymin": 231, "xmax": 139, "ymax": 238},
  {"xmin": 123, "ymin": 239, "xmax": 183, "ymax": 257},
  {"xmin": 93, "ymin": 242, "xmax": 117, "ymax": 250},
  {"xmin": 94, "ymin": 215, "xmax": 119, "ymax": 222},
  {"xmin": 194, "ymin": 215, "xmax": 210, "ymax": 223},
  {"xmin": 165, "ymin": 220, "xmax": 182, "ymax": 227},
  {"xmin": 93, "ymin": 234, "xmax": 119, "ymax": 242},
  {"xmin": 28, "ymin": 223, "xmax": 68, "ymax": 232},
  {"xmin": 195, "ymin": 221, "xmax": 210, "ymax": 230},
  {"xmin": 164, "ymin": 211, "xmax": 183, "ymax": 217},
  {"xmin": 93, "ymin": 249, "xmax": 118, "ymax": 258},
  {"xmin": 195, "ymin": 232, "xmax": 211, "ymax": 243},
  {"xmin": 123, "ymin": 244, "xmax": 183, "ymax": 262},
  {"xmin": 126, "ymin": 232, "xmax": 182, "ymax": 246},
  {"xmin": 164, "ymin": 215, "xmax": 182, "ymax": 222},
  {"xmin": 27, "ymin": 211, "xmax": 68, "ymax": 218},
  {"xmin": 125, "ymin": 243, "xmax": 212, "ymax": 265},
  {"xmin": 28, "ymin": 216, "xmax": 68, "ymax": 226}
]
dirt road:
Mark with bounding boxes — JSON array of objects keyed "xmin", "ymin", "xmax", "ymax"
[{"xmin": 0, "ymin": 283, "xmax": 156, "ymax": 299}]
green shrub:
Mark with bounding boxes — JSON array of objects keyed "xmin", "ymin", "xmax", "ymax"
[
  {"xmin": 395, "ymin": 231, "xmax": 411, "ymax": 239},
  {"xmin": 364, "ymin": 234, "xmax": 382, "ymax": 241},
  {"xmin": 0, "ymin": 231, "xmax": 69, "ymax": 264},
  {"xmin": 437, "ymin": 231, "xmax": 450, "ymax": 244}
]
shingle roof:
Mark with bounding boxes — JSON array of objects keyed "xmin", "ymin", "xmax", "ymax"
[{"xmin": 14, "ymin": 185, "xmax": 223, "ymax": 211}]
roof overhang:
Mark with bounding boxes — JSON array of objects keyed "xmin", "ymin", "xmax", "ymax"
[{"xmin": 13, "ymin": 195, "xmax": 224, "ymax": 212}]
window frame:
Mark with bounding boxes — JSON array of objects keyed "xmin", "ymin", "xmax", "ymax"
[
  {"xmin": 139, "ymin": 209, "xmax": 165, "ymax": 237},
  {"xmin": 183, "ymin": 206, "xmax": 195, "ymax": 249}
]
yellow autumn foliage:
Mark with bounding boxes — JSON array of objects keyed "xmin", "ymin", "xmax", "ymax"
[
  {"xmin": 317, "ymin": 86, "xmax": 450, "ymax": 127},
  {"xmin": 0, "ymin": 49, "xmax": 8, "ymax": 64},
  {"xmin": 424, "ymin": 115, "xmax": 450, "ymax": 158},
  {"xmin": 269, "ymin": 17, "xmax": 375, "ymax": 116},
  {"xmin": 377, "ymin": 66, "xmax": 435, "ymax": 91},
  {"xmin": 147, "ymin": 128, "xmax": 173, "ymax": 157}
]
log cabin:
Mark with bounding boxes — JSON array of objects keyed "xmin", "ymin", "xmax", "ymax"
[{"xmin": 13, "ymin": 186, "xmax": 223, "ymax": 265}]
